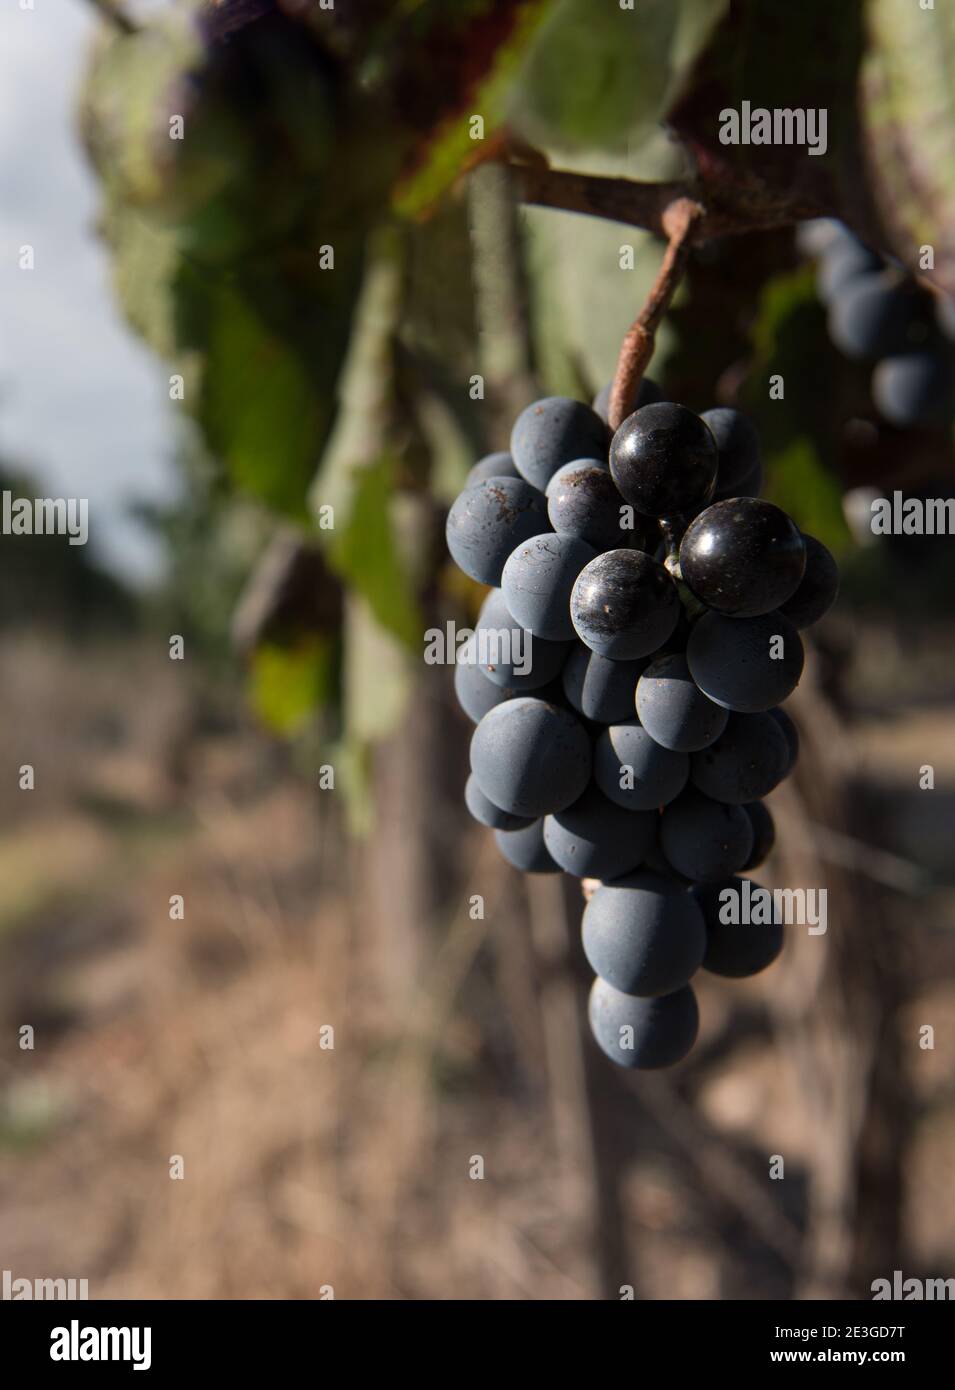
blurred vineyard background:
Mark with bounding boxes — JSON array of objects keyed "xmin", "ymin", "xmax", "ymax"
[{"xmin": 1, "ymin": 0, "xmax": 955, "ymax": 1300}]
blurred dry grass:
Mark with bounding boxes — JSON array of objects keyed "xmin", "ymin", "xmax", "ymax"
[{"xmin": 0, "ymin": 628, "xmax": 954, "ymax": 1300}]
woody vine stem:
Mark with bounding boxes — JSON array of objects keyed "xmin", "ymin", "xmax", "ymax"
[{"xmin": 606, "ymin": 196, "xmax": 705, "ymax": 431}]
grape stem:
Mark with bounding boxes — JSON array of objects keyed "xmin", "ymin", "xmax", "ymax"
[{"xmin": 606, "ymin": 197, "xmax": 704, "ymax": 431}]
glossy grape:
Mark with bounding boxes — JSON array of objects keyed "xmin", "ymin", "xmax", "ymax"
[
  {"xmin": 609, "ymin": 402, "xmax": 718, "ymax": 518},
  {"xmin": 571, "ymin": 549, "xmax": 679, "ymax": 660},
  {"xmin": 679, "ymin": 499, "xmax": 806, "ymax": 618}
]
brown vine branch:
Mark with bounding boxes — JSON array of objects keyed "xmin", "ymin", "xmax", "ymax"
[
  {"xmin": 606, "ymin": 196, "xmax": 703, "ymax": 431},
  {"xmin": 514, "ymin": 163, "xmax": 821, "ymax": 243}
]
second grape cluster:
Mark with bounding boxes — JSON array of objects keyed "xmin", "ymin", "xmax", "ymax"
[{"xmin": 448, "ymin": 383, "xmax": 838, "ymax": 1071}]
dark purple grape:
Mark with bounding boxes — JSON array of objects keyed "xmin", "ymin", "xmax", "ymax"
[
  {"xmin": 700, "ymin": 408, "xmax": 761, "ymax": 494},
  {"xmin": 510, "ymin": 397, "xmax": 610, "ymax": 492},
  {"xmin": 609, "ymin": 402, "xmax": 718, "ymax": 518},
  {"xmin": 742, "ymin": 801, "xmax": 775, "ymax": 870},
  {"xmin": 473, "ymin": 588, "xmax": 570, "ymax": 690},
  {"xmin": 828, "ymin": 272, "xmax": 929, "ymax": 361},
  {"xmin": 659, "ymin": 787, "xmax": 754, "ymax": 882},
  {"xmin": 715, "ymin": 458, "xmax": 763, "ymax": 501},
  {"xmin": 501, "ymin": 532, "xmax": 596, "ymax": 641},
  {"xmin": 470, "ymin": 697, "xmax": 591, "ymax": 817},
  {"xmin": 547, "ymin": 461, "xmax": 654, "ymax": 552},
  {"xmin": 689, "ymin": 712, "xmax": 790, "ymax": 804},
  {"xmin": 635, "ymin": 652, "xmax": 728, "ymax": 752},
  {"xmin": 593, "ymin": 721, "xmax": 689, "ymax": 811},
  {"xmin": 582, "ymin": 872, "xmax": 706, "ymax": 997},
  {"xmin": 588, "ymin": 977, "xmax": 698, "ymax": 1069},
  {"xmin": 686, "ymin": 611, "xmax": 804, "ymax": 712},
  {"xmin": 694, "ymin": 877, "xmax": 784, "ymax": 977},
  {"xmin": 465, "ymin": 773, "xmax": 533, "ymax": 831},
  {"xmin": 816, "ymin": 238, "xmax": 881, "ymax": 304},
  {"xmin": 446, "ymin": 476, "xmax": 549, "ymax": 586},
  {"xmin": 465, "ymin": 451, "xmax": 519, "ymax": 486},
  {"xmin": 562, "ymin": 645, "xmax": 649, "ymax": 724},
  {"xmin": 872, "ymin": 349, "xmax": 955, "ymax": 428},
  {"xmin": 570, "ymin": 549, "xmax": 679, "ymax": 660},
  {"xmin": 767, "ymin": 706, "xmax": 799, "ymax": 773},
  {"xmin": 777, "ymin": 534, "xmax": 839, "ymax": 628},
  {"xmin": 454, "ymin": 636, "xmax": 564, "ymax": 722},
  {"xmin": 495, "ymin": 820, "xmax": 561, "ymax": 874},
  {"xmin": 679, "ymin": 499, "xmax": 806, "ymax": 618},
  {"xmin": 542, "ymin": 785, "xmax": 654, "ymax": 879}
]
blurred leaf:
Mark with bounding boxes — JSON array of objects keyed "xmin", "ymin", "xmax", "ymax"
[
  {"xmin": 862, "ymin": 0, "xmax": 955, "ymax": 291},
  {"xmin": 336, "ymin": 593, "xmax": 416, "ymax": 835},
  {"xmin": 763, "ymin": 439, "xmax": 849, "ymax": 553},
  {"xmin": 182, "ymin": 273, "xmax": 320, "ymax": 517},
  {"xmin": 249, "ymin": 638, "xmax": 336, "ymax": 735},
  {"xmin": 328, "ymin": 454, "xmax": 421, "ymax": 647},
  {"xmin": 513, "ymin": 0, "xmax": 728, "ymax": 151},
  {"xmin": 523, "ymin": 201, "xmax": 675, "ymax": 393},
  {"xmin": 79, "ymin": 7, "xmax": 202, "ymax": 208},
  {"xmin": 393, "ymin": 0, "xmax": 551, "ymax": 218},
  {"xmin": 744, "ymin": 265, "xmax": 850, "ymax": 549},
  {"xmin": 311, "ymin": 229, "xmax": 422, "ymax": 645}
]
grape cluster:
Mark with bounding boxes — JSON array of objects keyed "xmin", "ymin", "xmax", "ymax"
[
  {"xmin": 448, "ymin": 386, "xmax": 838, "ymax": 1070},
  {"xmin": 810, "ymin": 221, "xmax": 955, "ymax": 428}
]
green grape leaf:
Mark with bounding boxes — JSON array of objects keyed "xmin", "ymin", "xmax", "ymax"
[
  {"xmin": 393, "ymin": 0, "xmax": 552, "ymax": 218},
  {"xmin": 248, "ymin": 637, "xmax": 337, "ymax": 735},
  {"xmin": 326, "ymin": 454, "xmax": 421, "ymax": 648},
  {"xmin": 512, "ymin": 0, "xmax": 729, "ymax": 152},
  {"xmin": 310, "ymin": 229, "xmax": 422, "ymax": 647},
  {"xmin": 178, "ymin": 271, "xmax": 321, "ymax": 518}
]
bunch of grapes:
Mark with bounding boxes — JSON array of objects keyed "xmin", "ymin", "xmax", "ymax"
[
  {"xmin": 447, "ymin": 384, "xmax": 838, "ymax": 1070},
  {"xmin": 809, "ymin": 221, "xmax": 955, "ymax": 428}
]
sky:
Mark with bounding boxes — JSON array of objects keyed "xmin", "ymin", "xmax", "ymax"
[{"xmin": 0, "ymin": 1, "xmax": 176, "ymax": 582}]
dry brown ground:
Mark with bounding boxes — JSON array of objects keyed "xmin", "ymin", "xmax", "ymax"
[{"xmin": 0, "ymin": 631, "xmax": 953, "ymax": 1300}]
